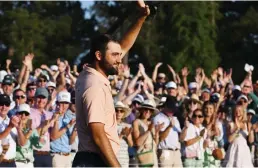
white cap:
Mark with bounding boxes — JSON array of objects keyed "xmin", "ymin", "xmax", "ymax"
[
  {"xmin": 0, "ymin": 70, "xmax": 7, "ymax": 83},
  {"xmin": 158, "ymin": 73, "xmax": 166, "ymax": 78},
  {"xmin": 189, "ymin": 82, "xmax": 198, "ymax": 90},
  {"xmin": 46, "ymin": 81, "xmax": 56, "ymax": 88},
  {"xmin": 237, "ymin": 95, "xmax": 248, "ymax": 102},
  {"xmin": 133, "ymin": 94, "xmax": 144, "ymax": 104},
  {"xmin": 202, "ymin": 88, "xmax": 211, "ymax": 93},
  {"xmin": 57, "ymin": 91, "xmax": 71, "ymax": 103},
  {"xmin": 165, "ymin": 81, "xmax": 177, "ymax": 89},
  {"xmin": 50, "ymin": 65, "xmax": 58, "ymax": 71},
  {"xmin": 17, "ymin": 104, "xmax": 31, "ymax": 114},
  {"xmin": 233, "ymin": 85, "xmax": 241, "ymax": 91},
  {"xmin": 247, "ymin": 109, "xmax": 255, "ymax": 115}
]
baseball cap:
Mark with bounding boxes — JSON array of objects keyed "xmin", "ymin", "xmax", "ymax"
[
  {"xmin": 189, "ymin": 82, "xmax": 198, "ymax": 90},
  {"xmin": 165, "ymin": 81, "xmax": 177, "ymax": 89},
  {"xmin": 233, "ymin": 85, "xmax": 241, "ymax": 92},
  {"xmin": 2, "ymin": 75, "xmax": 14, "ymax": 85},
  {"xmin": 237, "ymin": 95, "xmax": 248, "ymax": 102},
  {"xmin": 17, "ymin": 104, "xmax": 31, "ymax": 114},
  {"xmin": 35, "ymin": 87, "xmax": 49, "ymax": 98},
  {"xmin": 50, "ymin": 65, "xmax": 58, "ymax": 71},
  {"xmin": 46, "ymin": 81, "xmax": 56, "ymax": 88},
  {"xmin": 247, "ymin": 109, "xmax": 255, "ymax": 115},
  {"xmin": 0, "ymin": 70, "xmax": 7, "ymax": 83},
  {"xmin": 158, "ymin": 73, "xmax": 166, "ymax": 78},
  {"xmin": 57, "ymin": 91, "xmax": 71, "ymax": 103},
  {"xmin": 132, "ymin": 94, "xmax": 144, "ymax": 104},
  {"xmin": 0, "ymin": 94, "xmax": 11, "ymax": 105},
  {"xmin": 202, "ymin": 88, "xmax": 211, "ymax": 94}
]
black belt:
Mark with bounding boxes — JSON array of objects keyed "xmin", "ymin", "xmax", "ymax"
[
  {"xmin": 159, "ymin": 148, "xmax": 179, "ymax": 151},
  {"xmin": 71, "ymin": 150, "xmax": 77, "ymax": 153}
]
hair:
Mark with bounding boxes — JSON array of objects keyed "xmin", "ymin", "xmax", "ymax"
[
  {"xmin": 87, "ymin": 34, "xmax": 119, "ymax": 64},
  {"xmin": 13, "ymin": 89, "xmax": 25, "ymax": 96},
  {"xmin": 232, "ymin": 105, "xmax": 247, "ymax": 123}
]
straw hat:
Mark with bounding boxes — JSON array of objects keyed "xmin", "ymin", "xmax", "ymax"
[
  {"xmin": 189, "ymin": 94, "xmax": 203, "ymax": 105},
  {"xmin": 114, "ymin": 101, "xmax": 131, "ymax": 118},
  {"xmin": 138, "ymin": 99, "xmax": 159, "ymax": 113}
]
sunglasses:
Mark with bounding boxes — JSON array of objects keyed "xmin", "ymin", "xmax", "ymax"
[
  {"xmin": 15, "ymin": 95, "xmax": 26, "ymax": 100},
  {"xmin": 116, "ymin": 109, "xmax": 125, "ymax": 113},
  {"xmin": 17, "ymin": 111, "xmax": 30, "ymax": 116},
  {"xmin": 38, "ymin": 79, "xmax": 46, "ymax": 83},
  {"xmin": 193, "ymin": 114, "xmax": 204, "ymax": 118},
  {"xmin": 58, "ymin": 102, "xmax": 70, "ymax": 105},
  {"xmin": 244, "ymin": 85, "xmax": 251, "ymax": 88},
  {"xmin": 48, "ymin": 88, "xmax": 54, "ymax": 92},
  {"xmin": 0, "ymin": 102, "xmax": 10, "ymax": 107},
  {"xmin": 28, "ymin": 88, "xmax": 36, "ymax": 91}
]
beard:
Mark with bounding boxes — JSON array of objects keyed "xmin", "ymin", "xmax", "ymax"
[{"xmin": 100, "ymin": 58, "xmax": 118, "ymax": 76}]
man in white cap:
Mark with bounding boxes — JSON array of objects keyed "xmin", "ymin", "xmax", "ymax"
[
  {"xmin": 50, "ymin": 91, "xmax": 76, "ymax": 167},
  {"xmin": 165, "ymin": 81, "xmax": 177, "ymax": 97}
]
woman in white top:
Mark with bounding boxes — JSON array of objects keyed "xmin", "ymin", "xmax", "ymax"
[
  {"xmin": 222, "ymin": 105, "xmax": 254, "ymax": 167},
  {"xmin": 115, "ymin": 101, "xmax": 133, "ymax": 168},
  {"xmin": 132, "ymin": 99, "xmax": 163, "ymax": 167},
  {"xmin": 180, "ymin": 108, "xmax": 206, "ymax": 167}
]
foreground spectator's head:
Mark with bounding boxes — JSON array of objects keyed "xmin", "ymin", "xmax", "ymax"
[
  {"xmin": 89, "ymin": 34, "xmax": 122, "ymax": 76},
  {"xmin": 162, "ymin": 96, "xmax": 178, "ymax": 118},
  {"xmin": 192, "ymin": 108, "xmax": 204, "ymax": 126},
  {"xmin": 13, "ymin": 89, "xmax": 27, "ymax": 106},
  {"xmin": 37, "ymin": 75, "xmax": 48, "ymax": 88},
  {"xmin": 157, "ymin": 73, "xmax": 166, "ymax": 84},
  {"xmin": 56, "ymin": 91, "xmax": 71, "ymax": 115},
  {"xmin": 115, "ymin": 101, "xmax": 131, "ymax": 122},
  {"xmin": 201, "ymin": 88, "xmax": 210, "ymax": 102},
  {"xmin": 35, "ymin": 87, "xmax": 49, "ymax": 109},
  {"xmin": 138, "ymin": 99, "xmax": 158, "ymax": 120},
  {"xmin": 0, "ymin": 94, "xmax": 11, "ymax": 117},
  {"xmin": 2, "ymin": 75, "xmax": 14, "ymax": 96},
  {"xmin": 165, "ymin": 81, "xmax": 177, "ymax": 97}
]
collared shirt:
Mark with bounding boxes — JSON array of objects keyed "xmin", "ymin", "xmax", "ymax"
[
  {"xmin": 16, "ymin": 129, "xmax": 44, "ymax": 162},
  {"xmin": 75, "ymin": 66, "xmax": 120, "ymax": 154},
  {"xmin": 30, "ymin": 108, "xmax": 53, "ymax": 151},
  {"xmin": 0, "ymin": 116, "xmax": 17, "ymax": 160},
  {"xmin": 50, "ymin": 111, "xmax": 74, "ymax": 153},
  {"xmin": 153, "ymin": 112, "xmax": 181, "ymax": 150}
]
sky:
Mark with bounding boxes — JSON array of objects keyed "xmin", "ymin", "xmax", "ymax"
[{"xmin": 80, "ymin": 1, "xmax": 94, "ymax": 18}]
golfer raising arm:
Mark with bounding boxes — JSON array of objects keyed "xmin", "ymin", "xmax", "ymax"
[{"xmin": 72, "ymin": 3, "xmax": 150, "ymax": 167}]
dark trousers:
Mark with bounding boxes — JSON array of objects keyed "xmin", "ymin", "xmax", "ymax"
[
  {"xmin": 33, "ymin": 153, "xmax": 53, "ymax": 167},
  {"xmin": 72, "ymin": 151, "xmax": 108, "ymax": 167},
  {"xmin": 0, "ymin": 161, "xmax": 16, "ymax": 167}
]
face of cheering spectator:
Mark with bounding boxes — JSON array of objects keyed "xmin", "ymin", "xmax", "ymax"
[
  {"xmin": 167, "ymin": 88, "xmax": 177, "ymax": 97},
  {"xmin": 188, "ymin": 100, "xmax": 198, "ymax": 112},
  {"xmin": 35, "ymin": 95, "xmax": 48, "ymax": 109},
  {"xmin": 140, "ymin": 108, "xmax": 153, "ymax": 120},
  {"xmin": 204, "ymin": 104, "xmax": 215, "ymax": 118},
  {"xmin": 37, "ymin": 77, "xmax": 47, "ymax": 88},
  {"xmin": 14, "ymin": 90, "xmax": 27, "ymax": 106},
  {"xmin": 247, "ymin": 113, "xmax": 254, "ymax": 122},
  {"xmin": 233, "ymin": 105, "xmax": 245, "ymax": 121},
  {"xmin": 157, "ymin": 76, "xmax": 166, "ymax": 84},
  {"xmin": 27, "ymin": 85, "xmax": 37, "ymax": 98},
  {"xmin": 217, "ymin": 111, "xmax": 226, "ymax": 121},
  {"xmin": 242, "ymin": 81, "xmax": 252, "ymax": 95},
  {"xmin": 47, "ymin": 86, "xmax": 55, "ymax": 95},
  {"xmin": 192, "ymin": 109, "xmax": 204, "ymax": 126},
  {"xmin": 0, "ymin": 102, "xmax": 10, "ymax": 117},
  {"xmin": 201, "ymin": 92, "xmax": 210, "ymax": 102},
  {"xmin": 238, "ymin": 98, "xmax": 248, "ymax": 109},
  {"xmin": 99, "ymin": 41, "xmax": 122, "ymax": 76},
  {"xmin": 2, "ymin": 83, "xmax": 14, "ymax": 96},
  {"xmin": 56, "ymin": 102, "xmax": 70, "ymax": 114},
  {"xmin": 58, "ymin": 61, "xmax": 66, "ymax": 73},
  {"xmin": 17, "ymin": 111, "xmax": 30, "ymax": 123},
  {"xmin": 115, "ymin": 108, "xmax": 125, "ymax": 121},
  {"xmin": 189, "ymin": 88, "xmax": 197, "ymax": 95}
]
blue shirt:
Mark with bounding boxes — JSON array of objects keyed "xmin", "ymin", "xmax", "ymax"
[{"xmin": 50, "ymin": 111, "xmax": 74, "ymax": 153}]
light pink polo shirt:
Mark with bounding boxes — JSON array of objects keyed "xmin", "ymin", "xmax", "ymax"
[
  {"xmin": 30, "ymin": 107, "xmax": 53, "ymax": 151},
  {"xmin": 75, "ymin": 66, "xmax": 120, "ymax": 154}
]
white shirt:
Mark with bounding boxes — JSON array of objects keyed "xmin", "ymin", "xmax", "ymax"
[
  {"xmin": 0, "ymin": 116, "xmax": 17, "ymax": 160},
  {"xmin": 153, "ymin": 112, "xmax": 181, "ymax": 150},
  {"xmin": 184, "ymin": 123, "xmax": 207, "ymax": 155}
]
